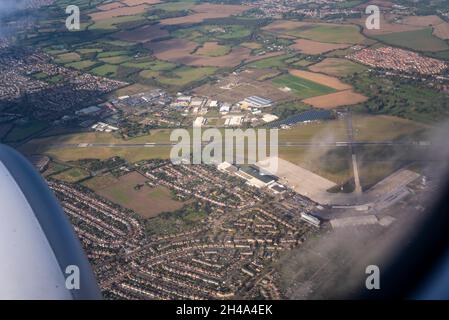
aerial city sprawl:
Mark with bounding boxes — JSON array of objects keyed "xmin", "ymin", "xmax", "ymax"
[{"xmin": 1, "ymin": 0, "xmax": 449, "ymax": 299}]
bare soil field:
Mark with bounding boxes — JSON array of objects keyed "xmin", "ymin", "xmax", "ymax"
[
  {"xmin": 145, "ymin": 39, "xmax": 276, "ymax": 67},
  {"xmin": 89, "ymin": 4, "xmax": 148, "ymax": 21},
  {"xmin": 289, "ymin": 39, "xmax": 351, "ymax": 55},
  {"xmin": 159, "ymin": 3, "xmax": 252, "ymax": 25},
  {"xmin": 288, "ymin": 69, "xmax": 352, "ymax": 90},
  {"xmin": 302, "ymin": 90, "xmax": 368, "ymax": 109},
  {"xmin": 95, "ymin": 171, "xmax": 184, "ymax": 218},
  {"xmin": 194, "ymin": 69, "xmax": 294, "ymax": 103},
  {"xmin": 308, "ymin": 58, "xmax": 367, "ymax": 77},
  {"xmin": 112, "ymin": 24, "xmax": 169, "ymax": 42}
]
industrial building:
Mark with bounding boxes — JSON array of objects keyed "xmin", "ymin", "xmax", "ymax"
[
  {"xmin": 236, "ymin": 165, "xmax": 278, "ymax": 189},
  {"xmin": 243, "ymin": 96, "xmax": 273, "ymax": 108}
]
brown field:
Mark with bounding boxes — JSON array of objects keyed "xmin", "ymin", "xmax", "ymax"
[
  {"xmin": 308, "ymin": 58, "xmax": 367, "ymax": 77},
  {"xmin": 400, "ymin": 15, "xmax": 449, "ymax": 40},
  {"xmin": 288, "ymin": 69, "xmax": 352, "ymax": 90},
  {"xmin": 433, "ymin": 22, "xmax": 449, "ymax": 39},
  {"xmin": 302, "ymin": 90, "xmax": 368, "ymax": 109},
  {"xmin": 262, "ymin": 20, "xmax": 308, "ymax": 33},
  {"xmin": 241, "ymin": 42, "xmax": 262, "ymax": 49},
  {"xmin": 159, "ymin": 3, "xmax": 251, "ymax": 25},
  {"xmin": 194, "ymin": 68, "xmax": 294, "ymax": 103},
  {"xmin": 350, "ymin": 14, "xmax": 423, "ymax": 36},
  {"xmin": 121, "ymin": 0, "xmax": 161, "ymax": 5},
  {"xmin": 402, "ymin": 15, "xmax": 445, "ymax": 27},
  {"xmin": 195, "ymin": 42, "xmax": 230, "ymax": 56},
  {"xmin": 89, "ymin": 4, "xmax": 148, "ymax": 21},
  {"xmin": 145, "ymin": 38, "xmax": 277, "ymax": 67},
  {"xmin": 97, "ymin": 2, "xmax": 124, "ymax": 11},
  {"xmin": 289, "ymin": 39, "xmax": 351, "ymax": 55},
  {"xmin": 93, "ymin": 172, "xmax": 184, "ymax": 218},
  {"xmin": 112, "ymin": 24, "xmax": 169, "ymax": 42}
]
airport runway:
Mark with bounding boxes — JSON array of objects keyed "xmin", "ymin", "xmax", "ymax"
[{"xmin": 47, "ymin": 141, "xmax": 431, "ymax": 148}]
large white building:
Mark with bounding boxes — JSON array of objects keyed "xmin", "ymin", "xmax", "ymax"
[{"xmin": 243, "ymin": 96, "xmax": 273, "ymax": 108}]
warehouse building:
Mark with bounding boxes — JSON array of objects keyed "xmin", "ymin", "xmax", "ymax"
[{"xmin": 243, "ymin": 96, "xmax": 273, "ymax": 108}]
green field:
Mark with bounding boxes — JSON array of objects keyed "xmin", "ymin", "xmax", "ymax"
[
  {"xmin": 247, "ymin": 53, "xmax": 297, "ymax": 69},
  {"xmin": 308, "ymin": 58, "xmax": 368, "ymax": 77},
  {"xmin": 4, "ymin": 121, "xmax": 48, "ymax": 142},
  {"xmin": 52, "ymin": 167, "xmax": 90, "ymax": 183},
  {"xmin": 54, "ymin": 52, "xmax": 81, "ymax": 63},
  {"xmin": 157, "ymin": 66, "xmax": 218, "ymax": 86},
  {"xmin": 99, "ymin": 55, "xmax": 132, "ymax": 64},
  {"xmin": 373, "ymin": 28, "xmax": 449, "ymax": 52},
  {"xmin": 66, "ymin": 60, "xmax": 98, "ymax": 70},
  {"xmin": 286, "ymin": 24, "xmax": 365, "ymax": 44},
  {"xmin": 89, "ymin": 15, "xmax": 147, "ymax": 30},
  {"xmin": 272, "ymin": 74, "xmax": 336, "ymax": 99},
  {"xmin": 153, "ymin": 0, "xmax": 196, "ymax": 12},
  {"xmin": 91, "ymin": 64, "xmax": 119, "ymax": 77},
  {"xmin": 347, "ymin": 73, "xmax": 449, "ymax": 123}
]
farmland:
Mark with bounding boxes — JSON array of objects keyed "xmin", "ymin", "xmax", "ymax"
[
  {"xmin": 373, "ymin": 28, "xmax": 449, "ymax": 52},
  {"xmin": 308, "ymin": 58, "xmax": 368, "ymax": 77},
  {"xmin": 289, "ymin": 39, "xmax": 351, "ymax": 55},
  {"xmin": 302, "ymin": 90, "xmax": 368, "ymax": 109},
  {"xmin": 272, "ymin": 74, "xmax": 336, "ymax": 99}
]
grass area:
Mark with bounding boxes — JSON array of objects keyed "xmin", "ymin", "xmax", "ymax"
[
  {"xmin": 278, "ymin": 146, "xmax": 352, "ymax": 184},
  {"xmin": 66, "ymin": 59, "xmax": 98, "ymax": 70},
  {"xmin": 352, "ymin": 114, "xmax": 428, "ymax": 142},
  {"xmin": 43, "ymin": 161, "xmax": 69, "ymax": 177},
  {"xmin": 89, "ymin": 172, "xmax": 185, "ymax": 218},
  {"xmin": 308, "ymin": 58, "xmax": 368, "ymax": 77},
  {"xmin": 76, "ymin": 48, "xmax": 103, "ymax": 54},
  {"xmin": 99, "ymin": 55, "xmax": 132, "ymax": 64},
  {"xmin": 272, "ymin": 74, "xmax": 336, "ymax": 99},
  {"xmin": 89, "ymin": 15, "xmax": 147, "ymax": 30},
  {"xmin": 373, "ymin": 28, "xmax": 449, "ymax": 52},
  {"xmin": 144, "ymin": 205, "xmax": 207, "ymax": 236},
  {"xmin": 54, "ymin": 52, "xmax": 81, "ymax": 63},
  {"xmin": 4, "ymin": 121, "xmax": 48, "ymax": 142},
  {"xmin": 347, "ymin": 72, "xmax": 449, "ymax": 123},
  {"xmin": 26, "ymin": 146, "xmax": 172, "ymax": 163},
  {"xmin": 196, "ymin": 42, "xmax": 231, "ymax": 57},
  {"xmin": 52, "ymin": 167, "xmax": 90, "ymax": 183},
  {"xmin": 286, "ymin": 24, "xmax": 365, "ymax": 44},
  {"xmin": 247, "ymin": 53, "xmax": 296, "ymax": 69},
  {"xmin": 122, "ymin": 59, "xmax": 176, "ymax": 71},
  {"xmin": 157, "ymin": 66, "xmax": 218, "ymax": 86},
  {"xmin": 153, "ymin": 0, "xmax": 196, "ymax": 12},
  {"xmin": 90, "ymin": 64, "xmax": 119, "ymax": 77}
]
